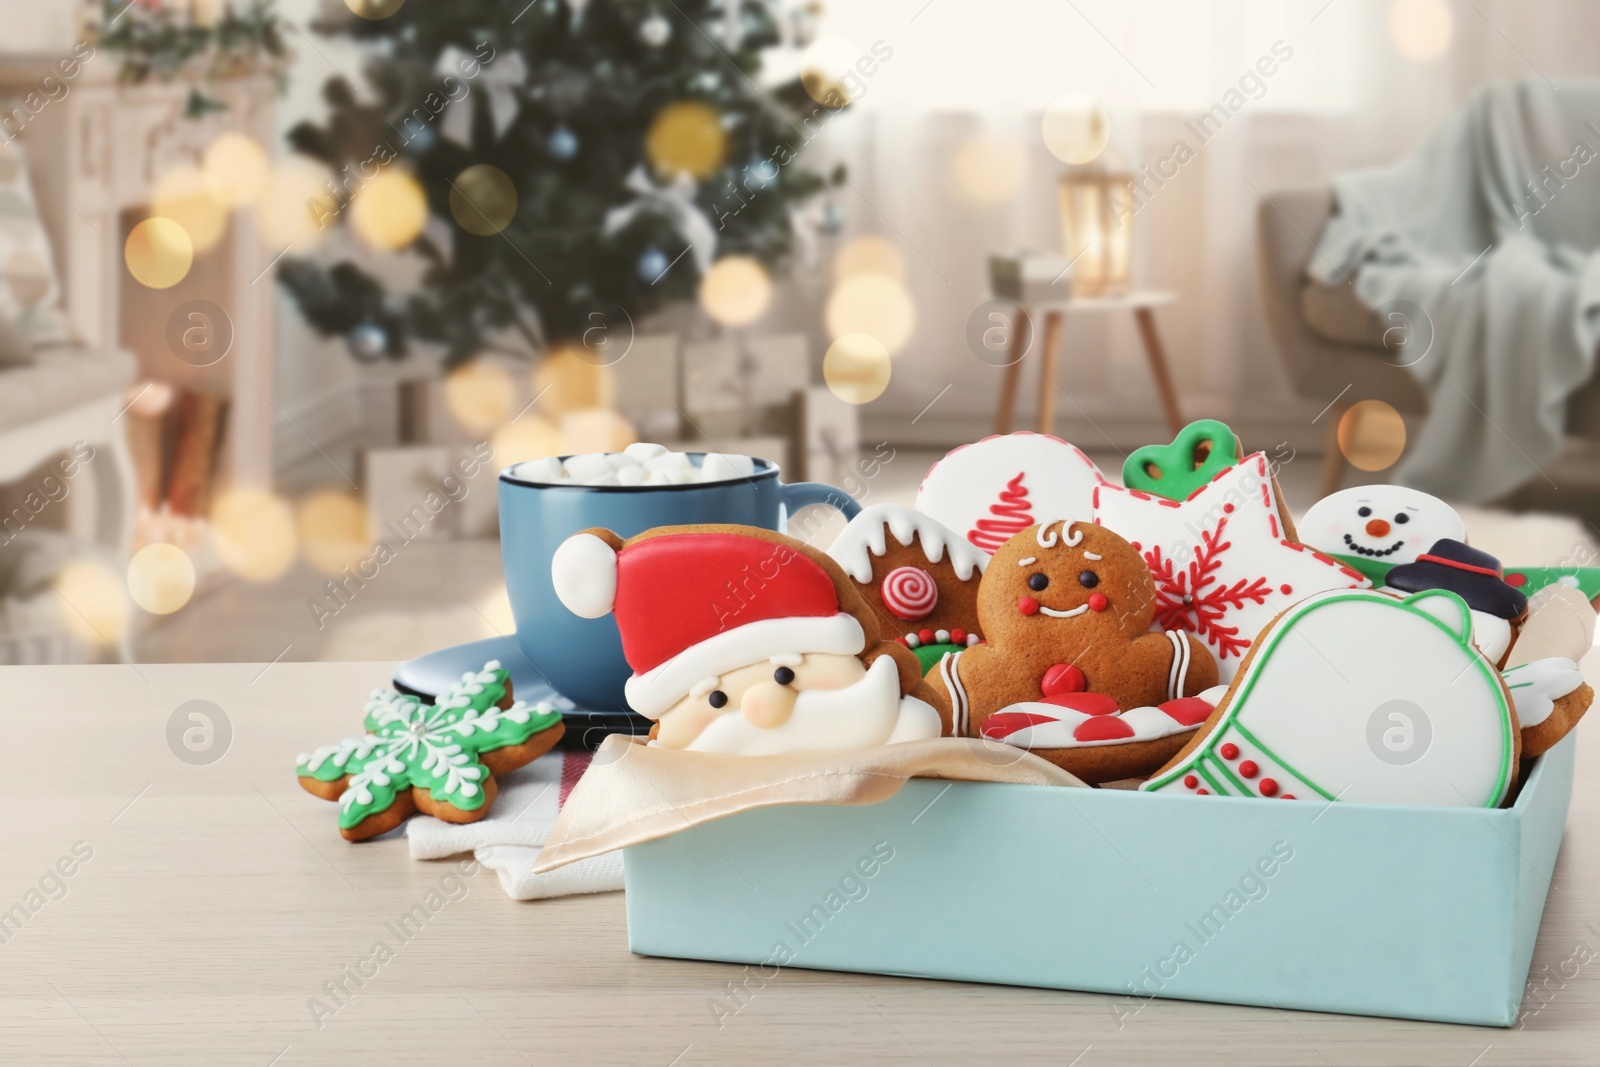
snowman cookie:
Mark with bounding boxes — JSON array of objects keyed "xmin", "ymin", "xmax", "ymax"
[
  {"xmin": 1144, "ymin": 588, "xmax": 1518, "ymax": 808},
  {"xmin": 1299, "ymin": 485, "xmax": 1466, "ymax": 585},
  {"xmin": 1384, "ymin": 539, "xmax": 1526, "ymax": 666},
  {"xmin": 923, "ymin": 519, "xmax": 1220, "ymax": 783},
  {"xmin": 916, "ymin": 433, "xmax": 1104, "ymax": 553},
  {"xmin": 827, "ymin": 504, "xmax": 989, "ymax": 673}
]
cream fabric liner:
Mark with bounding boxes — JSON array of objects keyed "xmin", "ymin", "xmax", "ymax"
[{"xmin": 535, "ymin": 736, "xmax": 1085, "ymax": 872}]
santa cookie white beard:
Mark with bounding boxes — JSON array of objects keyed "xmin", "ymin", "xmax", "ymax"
[
  {"xmin": 682, "ymin": 655, "xmax": 941, "ymax": 755},
  {"xmin": 550, "ymin": 524, "xmax": 948, "ymax": 754}
]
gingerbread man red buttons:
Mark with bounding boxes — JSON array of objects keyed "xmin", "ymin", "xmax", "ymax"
[{"xmin": 926, "ymin": 520, "xmax": 1221, "ymax": 783}]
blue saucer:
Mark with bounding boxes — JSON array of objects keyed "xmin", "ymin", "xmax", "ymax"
[{"xmin": 393, "ymin": 635, "xmax": 652, "ymax": 749}]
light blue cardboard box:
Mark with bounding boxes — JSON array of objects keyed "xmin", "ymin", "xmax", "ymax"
[{"xmin": 623, "ymin": 737, "xmax": 1574, "ymax": 1027}]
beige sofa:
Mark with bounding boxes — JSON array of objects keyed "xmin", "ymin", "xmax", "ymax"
[{"xmin": 1256, "ymin": 188, "xmax": 1600, "ymax": 501}]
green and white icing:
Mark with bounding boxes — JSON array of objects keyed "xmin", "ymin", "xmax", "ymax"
[
  {"xmin": 295, "ymin": 661, "xmax": 562, "ymax": 830},
  {"xmin": 1142, "ymin": 589, "xmax": 1516, "ymax": 808}
]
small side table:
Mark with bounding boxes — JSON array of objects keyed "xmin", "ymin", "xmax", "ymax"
[{"xmin": 993, "ymin": 289, "xmax": 1186, "ymax": 437}]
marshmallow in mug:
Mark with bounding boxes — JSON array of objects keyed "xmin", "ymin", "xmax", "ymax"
[{"xmin": 511, "ymin": 442, "xmax": 759, "ymax": 487}]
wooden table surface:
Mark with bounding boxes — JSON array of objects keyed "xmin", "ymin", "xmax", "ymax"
[{"xmin": 3, "ymin": 659, "xmax": 1598, "ymax": 1066}]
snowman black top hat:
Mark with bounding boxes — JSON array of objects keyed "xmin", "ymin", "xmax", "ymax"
[{"xmin": 1385, "ymin": 539, "xmax": 1528, "ymax": 619}]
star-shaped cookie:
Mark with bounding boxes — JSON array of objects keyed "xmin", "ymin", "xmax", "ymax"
[
  {"xmin": 296, "ymin": 661, "xmax": 566, "ymax": 841},
  {"xmin": 1094, "ymin": 454, "xmax": 1369, "ymax": 680}
]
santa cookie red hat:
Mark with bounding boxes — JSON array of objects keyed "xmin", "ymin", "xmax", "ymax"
[{"xmin": 551, "ymin": 527, "xmax": 867, "ymax": 717}]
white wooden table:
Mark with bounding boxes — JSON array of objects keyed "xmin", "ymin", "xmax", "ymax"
[{"xmin": 4, "ymin": 659, "xmax": 1598, "ymax": 1065}]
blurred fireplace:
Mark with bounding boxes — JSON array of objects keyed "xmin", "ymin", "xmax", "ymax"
[{"xmin": 0, "ymin": 57, "xmax": 277, "ymax": 516}]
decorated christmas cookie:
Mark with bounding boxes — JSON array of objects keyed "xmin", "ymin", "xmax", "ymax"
[
  {"xmin": 1093, "ymin": 453, "xmax": 1369, "ymax": 681},
  {"xmin": 1385, "ymin": 539, "xmax": 1527, "ymax": 666},
  {"xmin": 915, "ymin": 432, "xmax": 1104, "ymax": 553},
  {"xmin": 1500, "ymin": 565, "xmax": 1600, "ymax": 605},
  {"xmin": 296, "ymin": 662, "xmax": 565, "ymax": 841},
  {"xmin": 1122, "ymin": 419, "xmax": 1241, "ymax": 501},
  {"xmin": 1299, "ymin": 485, "xmax": 1466, "ymax": 585},
  {"xmin": 922, "ymin": 519, "xmax": 1220, "ymax": 783},
  {"xmin": 551, "ymin": 524, "xmax": 944, "ymax": 753},
  {"xmin": 1144, "ymin": 589, "xmax": 1519, "ymax": 808},
  {"xmin": 828, "ymin": 504, "xmax": 989, "ymax": 673},
  {"xmin": 1507, "ymin": 583, "xmax": 1596, "ymax": 667},
  {"xmin": 1503, "ymin": 583, "xmax": 1595, "ymax": 758}
]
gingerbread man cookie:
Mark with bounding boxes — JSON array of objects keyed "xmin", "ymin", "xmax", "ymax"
[
  {"xmin": 923, "ymin": 519, "xmax": 1220, "ymax": 783},
  {"xmin": 828, "ymin": 504, "xmax": 989, "ymax": 673},
  {"xmin": 296, "ymin": 661, "xmax": 566, "ymax": 841}
]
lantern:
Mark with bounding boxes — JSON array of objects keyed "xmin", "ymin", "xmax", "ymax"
[{"xmin": 1058, "ymin": 170, "xmax": 1135, "ymax": 297}]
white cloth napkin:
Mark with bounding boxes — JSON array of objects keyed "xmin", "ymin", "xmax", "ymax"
[{"xmin": 406, "ymin": 748, "xmax": 624, "ymax": 900}]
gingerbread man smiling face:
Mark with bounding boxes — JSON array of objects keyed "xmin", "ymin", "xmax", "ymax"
[
  {"xmin": 926, "ymin": 520, "xmax": 1219, "ymax": 779},
  {"xmin": 977, "ymin": 519, "xmax": 1159, "ymax": 653}
]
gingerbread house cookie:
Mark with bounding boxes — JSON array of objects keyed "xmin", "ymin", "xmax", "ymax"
[{"xmin": 828, "ymin": 504, "xmax": 989, "ymax": 673}]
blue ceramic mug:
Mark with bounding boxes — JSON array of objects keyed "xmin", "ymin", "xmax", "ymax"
[{"xmin": 499, "ymin": 455, "xmax": 861, "ymax": 711}]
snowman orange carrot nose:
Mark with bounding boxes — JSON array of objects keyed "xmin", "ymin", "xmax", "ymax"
[{"xmin": 1365, "ymin": 518, "xmax": 1391, "ymax": 537}]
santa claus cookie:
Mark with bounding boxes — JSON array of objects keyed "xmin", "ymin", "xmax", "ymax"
[
  {"xmin": 1299, "ymin": 485, "xmax": 1467, "ymax": 585},
  {"xmin": 828, "ymin": 504, "xmax": 989, "ymax": 673},
  {"xmin": 922, "ymin": 519, "xmax": 1220, "ymax": 783},
  {"xmin": 551, "ymin": 524, "xmax": 944, "ymax": 754},
  {"xmin": 1144, "ymin": 589, "xmax": 1518, "ymax": 808},
  {"xmin": 915, "ymin": 432, "xmax": 1104, "ymax": 552}
]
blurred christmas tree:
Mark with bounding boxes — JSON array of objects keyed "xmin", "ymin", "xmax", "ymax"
[{"xmin": 278, "ymin": 0, "xmax": 844, "ymax": 366}]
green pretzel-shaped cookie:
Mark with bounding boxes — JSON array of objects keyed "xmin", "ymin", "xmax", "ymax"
[{"xmin": 1122, "ymin": 419, "xmax": 1241, "ymax": 501}]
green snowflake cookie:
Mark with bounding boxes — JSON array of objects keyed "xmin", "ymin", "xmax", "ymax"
[{"xmin": 295, "ymin": 660, "xmax": 564, "ymax": 841}]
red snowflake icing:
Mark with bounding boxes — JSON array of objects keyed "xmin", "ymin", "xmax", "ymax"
[{"xmin": 1142, "ymin": 515, "xmax": 1272, "ymax": 661}]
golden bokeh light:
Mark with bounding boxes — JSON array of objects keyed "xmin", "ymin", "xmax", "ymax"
[
  {"xmin": 152, "ymin": 165, "xmax": 227, "ymax": 253},
  {"xmin": 125, "ymin": 217, "xmax": 195, "ymax": 289},
  {"xmin": 54, "ymin": 559, "xmax": 130, "ymax": 645},
  {"xmin": 832, "ymin": 235, "xmax": 904, "ymax": 284},
  {"xmin": 534, "ymin": 345, "xmax": 616, "ymax": 416},
  {"xmin": 699, "ymin": 255, "xmax": 772, "ymax": 327},
  {"xmin": 491, "ymin": 414, "xmax": 561, "ymax": 466},
  {"xmin": 823, "ymin": 333, "xmax": 892, "ymax": 404},
  {"xmin": 1338, "ymin": 400, "xmax": 1408, "ymax": 472},
  {"xmin": 449, "ymin": 164, "xmax": 518, "ymax": 236},
  {"xmin": 212, "ymin": 487, "xmax": 298, "ymax": 582},
  {"xmin": 1388, "ymin": 0, "xmax": 1453, "ymax": 61},
  {"xmin": 297, "ymin": 490, "xmax": 370, "ymax": 575},
  {"xmin": 952, "ymin": 135, "xmax": 1024, "ymax": 204},
  {"xmin": 826, "ymin": 273, "xmax": 916, "ymax": 354},
  {"xmin": 345, "ymin": 0, "xmax": 405, "ymax": 16},
  {"xmin": 203, "ymin": 133, "xmax": 269, "ymax": 208},
  {"xmin": 350, "ymin": 169, "xmax": 428, "ymax": 251},
  {"xmin": 126, "ymin": 381, "xmax": 175, "ymax": 419},
  {"xmin": 800, "ymin": 37, "xmax": 862, "ymax": 106},
  {"xmin": 445, "ymin": 359, "xmax": 517, "ymax": 434},
  {"xmin": 560, "ymin": 409, "xmax": 638, "ymax": 455},
  {"xmin": 646, "ymin": 101, "xmax": 726, "ymax": 181},
  {"xmin": 257, "ymin": 158, "xmax": 338, "ymax": 248},
  {"xmin": 1042, "ymin": 94, "xmax": 1111, "ymax": 165},
  {"xmin": 127, "ymin": 543, "xmax": 196, "ymax": 615}
]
